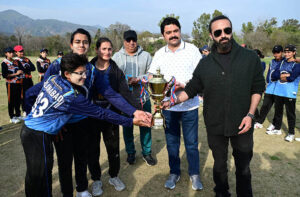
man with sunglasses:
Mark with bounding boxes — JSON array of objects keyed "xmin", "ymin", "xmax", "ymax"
[
  {"xmin": 163, "ymin": 15, "xmax": 265, "ymax": 196},
  {"xmin": 113, "ymin": 30, "xmax": 156, "ymax": 166}
]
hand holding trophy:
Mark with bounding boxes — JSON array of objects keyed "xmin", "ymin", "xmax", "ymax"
[{"xmin": 147, "ymin": 69, "xmax": 175, "ymax": 130}]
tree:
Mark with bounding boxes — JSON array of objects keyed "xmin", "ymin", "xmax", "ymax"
[
  {"xmin": 280, "ymin": 19, "xmax": 300, "ymax": 33},
  {"xmin": 256, "ymin": 17, "xmax": 277, "ymax": 35},
  {"xmin": 158, "ymin": 14, "xmax": 180, "ymax": 28},
  {"xmin": 105, "ymin": 22, "xmax": 130, "ymax": 51},
  {"xmin": 15, "ymin": 26, "xmax": 26, "ymax": 45},
  {"xmin": 192, "ymin": 10, "xmax": 223, "ymax": 48},
  {"xmin": 242, "ymin": 22, "xmax": 254, "ymax": 34}
]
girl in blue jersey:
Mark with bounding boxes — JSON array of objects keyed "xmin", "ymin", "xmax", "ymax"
[
  {"xmin": 20, "ymin": 53, "xmax": 151, "ymax": 197},
  {"xmin": 271, "ymin": 44, "xmax": 300, "ymax": 142},
  {"xmin": 254, "ymin": 45, "xmax": 284, "ymax": 131}
]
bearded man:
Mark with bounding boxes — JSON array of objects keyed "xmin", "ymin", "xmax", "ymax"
[{"xmin": 163, "ymin": 15, "xmax": 265, "ymax": 197}]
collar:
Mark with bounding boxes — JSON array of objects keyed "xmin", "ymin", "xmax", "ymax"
[{"xmin": 165, "ymin": 40, "xmax": 185, "ymax": 53}]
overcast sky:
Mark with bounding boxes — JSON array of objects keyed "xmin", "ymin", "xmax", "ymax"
[{"xmin": 1, "ymin": 0, "xmax": 299, "ymax": 35}]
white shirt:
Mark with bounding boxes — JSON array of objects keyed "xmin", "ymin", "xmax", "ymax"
[{"xmin": 148, "ymin": 40, "xmax": 202, "ymax": 111}]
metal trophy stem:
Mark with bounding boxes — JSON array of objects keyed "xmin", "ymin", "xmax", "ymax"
[{"xmin": 148, "ymin": 69, "xmax": 168, "ymax": 130}]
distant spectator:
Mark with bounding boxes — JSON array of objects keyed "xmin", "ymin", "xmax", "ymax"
[
  {"xmin": 241, "ymin": 43, "xmax": 247, "ymax": 48},
  {"xmin": 36, "ymin": 48, "xmax": 51, "ymax": 82},
  {"xmin": 57, "ymin": 51, "xmax": 64, "ymax": 58},
  {"xmin": 254, "ymin": 49, "xmax": 266, "ymax": 72},
  {"xmin": 14, "ymin": 45, "xmax": 36, "ymax": 117},
  {"xmin": 199, "ymin": 45, "xmax": 210, "ymax": 58},
  {"xmin": 1, "ymin": 47, "xmax": 23, "ymax": 123}
]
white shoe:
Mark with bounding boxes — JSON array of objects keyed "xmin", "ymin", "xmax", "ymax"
[
  {"xmin": 266, "ymin": 124, "xmax": 275, "ymax": 131},
  {"xmin": 295, "ymin": 138, "xmax": 300, "ymax": 142},
  {"xmin": 109, "ymin": 177, "xmax": 126, "ymax": 191},
  {"xmin": 76, "ymin": 190, "xmax": 92, "ymax": 197},
  {"xmin": 10, "ymin": 117, "xmax": 20, "ymax": 124},
  {"xmin": 266, "ymin": 129, "xmax": 282, "ymax": 135},
  {"xmin": 22, "ymin": 111, "xmax": 27, "ymax": 117},
  {"xmin": 92, "ymin": 180, "xmax": 103, "ymax": 196},
  {"xmin": 17, "ymin": 116, "xmax": 25, "ymax": 121},
  {"xmin": 285, "ymin": 134, "xmax": 294, "ymax": 142},
  {"xmin": 254, "ymin": 122, "xmax": 263, "ymax": 129}
]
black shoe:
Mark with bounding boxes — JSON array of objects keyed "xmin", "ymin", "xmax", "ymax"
[
  {"xmin": 127, "ymin": 153, "xmax": 136, "ymax": 165},
  {"xmin": 143, "ymin": 154, "xmax": 157, "ymax": 166}
]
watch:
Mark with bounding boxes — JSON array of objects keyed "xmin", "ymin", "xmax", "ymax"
[{"xmin": 247, "ymin": 113, "xmax": 255, "ymax": 119}]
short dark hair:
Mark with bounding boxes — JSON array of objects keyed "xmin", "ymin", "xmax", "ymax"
[
  {"xmin": 70, "ymin": 28, "xmax": 91, "ymax": 45},
  {"xmin": 61, "ymin": 53, "xmax": 88, "ymax": 78},
  {"xmin": 209, "ymin": 15, "xmax": 232, "ymax": 33},
  {"xmin": 160, "ymin": 17, "xmax": 181, "ymax": 34},
  {"xmin": 96, "ymin": 37, "xmax": 113, "ymax": 49}
]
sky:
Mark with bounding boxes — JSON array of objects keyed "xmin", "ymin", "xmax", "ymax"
[{"xmin": 0, "ymin": 0, "xmax": 299, "ymax": 35}]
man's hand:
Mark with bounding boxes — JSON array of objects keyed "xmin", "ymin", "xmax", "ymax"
[
  {"xmin": 128, "ymin": 77, "xmax": 140, "ymax": 85},
  {"xmin": 133, "ymin": 110, "xmax": 152, "ymax": 123},
  {"xmin": 238, "ymin": 116, "xmax": 252, "ymax": 134},
  {"xmin": 161, "ymin": 100, "xmax": 171, "ymax": 110}
]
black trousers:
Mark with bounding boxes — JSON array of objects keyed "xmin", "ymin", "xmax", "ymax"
[
  {"xmin": 53, "ymin": 118, "xmax": 89, "ymax": 196},
  {"xmin": 256, "ymin": 93, "xmax": 276, "ymax": 124},
  {"xmin": 20, "ymin": 124, "xmax": 54, "ymax": 197},
  {"xmin": 207, "ymin": 132, "xmax": 253, "ymax": 197},
  {"xmin": 88, "ymin": 118, "xmax": 120, "ymax": 180},
  {"xmin": 273, "ymin": 96, "xmax": 296, "ymax": 134},
  {"xmin": 21, "ymin": 78, "xmax": 34, "ymax": 112},
  {"xmin": 6, "ymin": 83, "xmax": 21, "ymax": 118}
]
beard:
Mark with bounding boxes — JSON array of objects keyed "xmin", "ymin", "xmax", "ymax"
[{"xmin": 213, "ymin": 36, "xmax": 233, "ymax": 53}]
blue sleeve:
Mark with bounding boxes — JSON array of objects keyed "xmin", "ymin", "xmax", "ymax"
[
  {"xmin": 266, "ymin": 64, "xmax": 271, "ymax": 83},
  {"xmin": 94, "ymin": 71, "xmax": 136, "ymax": 116},
  {"xmin": 43, "ymin": 60, "xmax": 60, "ymax": 81},
  {"xmin": 68, "ymin": 94, "xmax": 133, "ymax": 127},
  {"xmin": 261, "ymin": 62, "xmax": 266, "ymax": 72},
  {"xmin": 286, "ymin": 63, "xmax": 300, "ymax": 82},
  {"xmin": 271, "ymin": 67, "xmax": 280, "ymax": 81},
  {"xmin": 25, "ymin": 82, "xmax": 43, "ymax": 114}
]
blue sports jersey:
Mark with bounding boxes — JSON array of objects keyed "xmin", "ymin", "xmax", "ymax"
[
  {"xmin": 272, "ymin": 60, "xmax": 300, "ymax": 99},
  {"xmin": 25, "ymin": 75, "xmax": 133, "ymax": 134},
  {"xmin": 265, "ymin": 59, "xmax": 283, "ymax": 95}
]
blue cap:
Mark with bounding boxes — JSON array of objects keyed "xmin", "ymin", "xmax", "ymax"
[
  {"xmin": 4, "ymin": 47, "xmax": 14, "ymax": 53},
  {"xmin": 200, "ymin": 45, "xmax": 210, "ymax": 52}
]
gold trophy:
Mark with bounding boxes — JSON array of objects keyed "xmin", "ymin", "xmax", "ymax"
[{"xmin": 148, "ymin": 69, "xmax": 174, "ymax": 130}]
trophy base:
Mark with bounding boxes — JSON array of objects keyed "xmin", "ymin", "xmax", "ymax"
[{"xmin": 152, "ymin": 118, "xmax": 165, "ymax": 130}]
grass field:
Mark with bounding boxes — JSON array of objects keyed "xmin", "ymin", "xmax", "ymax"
[{"xmin": 0, "ymin": 57, "xmax": 300, "ymax": 197}]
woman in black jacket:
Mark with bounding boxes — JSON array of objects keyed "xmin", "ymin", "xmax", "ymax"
[{"xmin": 88, "ymin": 37, "xmax": 140, "ymax": 196}]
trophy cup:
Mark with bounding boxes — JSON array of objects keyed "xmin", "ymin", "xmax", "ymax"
[{"xmin": 148, "ymin": 69, "xmax": 174, "ymax": 130}]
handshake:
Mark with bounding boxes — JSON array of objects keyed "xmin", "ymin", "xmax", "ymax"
[{"xmin": 280, "ymin": 71, "xmax": 290, "ymax": 82}]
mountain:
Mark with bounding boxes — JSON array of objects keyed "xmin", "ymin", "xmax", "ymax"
[{"xmin": 0, "ymin": 9, "xmax": 104, "ymax": 36}]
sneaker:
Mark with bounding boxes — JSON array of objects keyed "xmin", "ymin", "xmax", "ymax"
[
  {"xmin": 92, "ymin": 180, "xmax": 103, "ymax": 196},
  {"xmin": 10, "ymin": 117, "xmax": 20, "ymax": 124},
  {"xmin": 266, "ymin": 124, "xmax": 275, "ymax": 131},
  {"xmin": 127, "ymin": 153, "xmax": 136, "ymax": 165},
  {"xmin": 109, "ymin": 177, "xmax": 126, "ymax": 191},
  {"xmin": 143, "ymin": 154, "xmax": 157, "ymax": 166},
  {"xmin": 295, "ymin": 138, "xmax": 300, "ymax": 142},
  {"xmin": 17, "ymin": 116, "xmax": 25, "ymax": 121},
  {"xmin": 266, "ymin": 129, "xmax": 282, "ymax": 135},
  {"xmin": 254, "ymin": 122, "xmax": 263, "ymax": 129},
  {"xmin": 285, "ymin": 134, "xmax": 294, "ymax": 142},
  {"xmin": 76, "ymin": 190, "xmax": 92, "ymax": 197},
  {"xmin": 190, "ymin": 175, "xmax": 203, "ymax": 191},
  {"xmin": 164, "ymin": 174, "xmax": 180, "ymax": 190}
]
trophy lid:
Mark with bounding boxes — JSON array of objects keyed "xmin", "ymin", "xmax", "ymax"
[{"xmin": 150, "ymin": 68, "xmax": 167, "ymax": 84}]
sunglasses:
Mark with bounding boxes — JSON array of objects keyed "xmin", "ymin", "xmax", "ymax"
[
  {"xmin": 213, "ymin": 27, "xmax": 232, "ymax": 37},
  {"xmin": 125, "ymin": 38, "xmax": 137, "ymax": 42}
]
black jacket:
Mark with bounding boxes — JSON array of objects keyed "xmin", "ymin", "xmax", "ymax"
[
  {"xmin": 185, "ymin": 40, "xmax": 265, "ymax": 136},
  {"xmin": 90, "ymin": 57, "xmax": 141, "ymax": 113}
]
